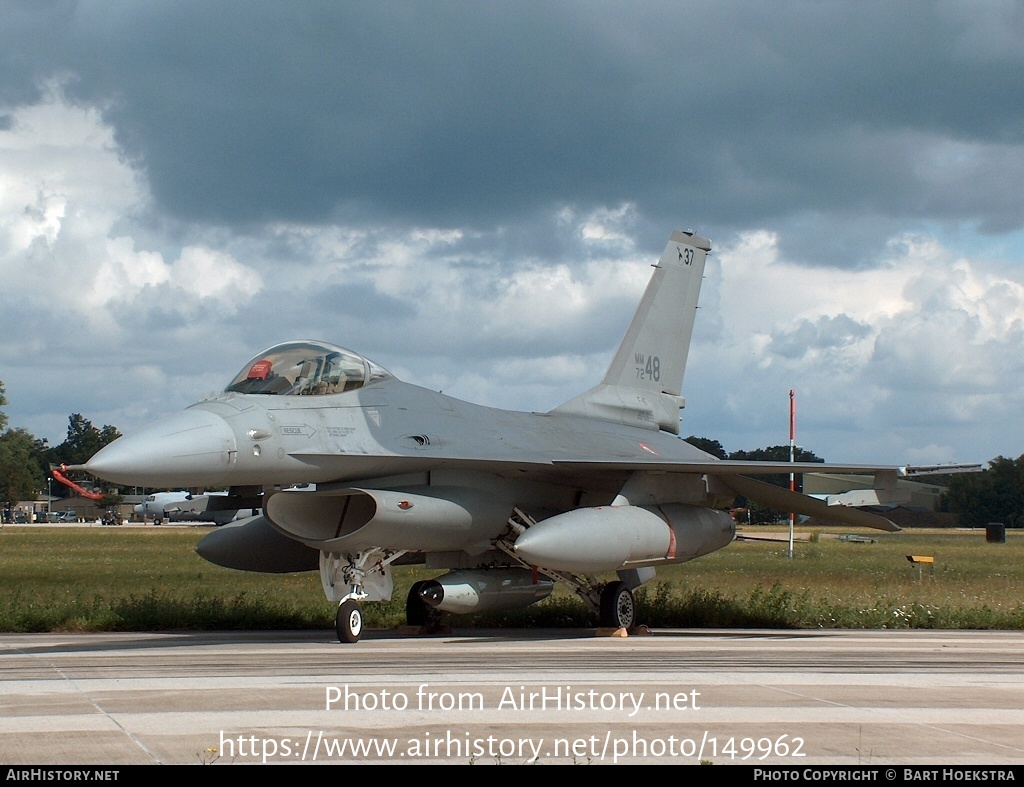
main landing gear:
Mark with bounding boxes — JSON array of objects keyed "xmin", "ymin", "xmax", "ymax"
[
  {"xmin": 497, "ymin": 509, "xmax": 642, "ymax": 633},
  {"xmin": 599, "ymin": 581, "xmax": 636, "ymax": 630}
]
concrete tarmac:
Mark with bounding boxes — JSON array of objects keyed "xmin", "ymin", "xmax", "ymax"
[{"xmin": 2, "ymin": 628, "xmax": 1023, "ymax": 765}]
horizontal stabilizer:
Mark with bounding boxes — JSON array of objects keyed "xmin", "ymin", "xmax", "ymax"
[
  {"xmin": 905, "ymin": 463, "xmax": 982, "ymax": 477},
  {"xmin": 823, "ymin": 489, "xmax": 910, "ymax": 507},
  {"xmin": 717, "ymin": 474, "xmax": 900, "ymax": 532}
]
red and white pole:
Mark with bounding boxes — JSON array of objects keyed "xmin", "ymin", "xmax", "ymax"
[{"xmin": 789, "ymin": 389, "xmax": 796, "ymax": 559}]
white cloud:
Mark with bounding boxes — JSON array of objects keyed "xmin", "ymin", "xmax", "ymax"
[
  {"xmin": 0, "ymin": 88, "xmax": 263, "ymax": 322},
  {"xmin": 686, "ymin": 229, "xmax": 1024, "ymax": 464},
  {"xmin": 577, "ymin": 203, "xmax": 639, "ymax": 247},
  {"xmin": 170, "ymin": 246, "xmax": 263, "ymax": 305}
]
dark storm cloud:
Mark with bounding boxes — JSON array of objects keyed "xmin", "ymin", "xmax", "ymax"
[{"xmin": 2, "ymin": 1, "xmax": 1023, "ymax": 260}]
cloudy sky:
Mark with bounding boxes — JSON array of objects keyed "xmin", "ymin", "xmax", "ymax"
[{"xmin": 2, "ymin": 1, "xmax": 1023, "ymax": 466}]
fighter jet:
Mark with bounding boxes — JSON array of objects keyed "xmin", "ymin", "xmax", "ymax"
[{"xmin": 84, "ymin": 231, "xmax": 907, "ymax": 642}]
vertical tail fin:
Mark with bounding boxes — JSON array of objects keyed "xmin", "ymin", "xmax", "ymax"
[{"xmin": 552, "ymin": 230, "xmax": 710, "ymax": 434}]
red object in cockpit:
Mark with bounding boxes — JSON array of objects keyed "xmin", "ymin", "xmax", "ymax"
[{"xmin": 248, "ymin": 359, "xmax": 272, "ymax": 380}]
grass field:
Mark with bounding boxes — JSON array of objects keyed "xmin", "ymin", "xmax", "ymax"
[{"xmin": 1, "ymin": 525, "xmax": 1022, "ymax": 632}]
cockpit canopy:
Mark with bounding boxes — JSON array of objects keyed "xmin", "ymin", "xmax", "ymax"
[{"xmin": 225, "ymin": 341, "xmax": 392, "ymax": 396}]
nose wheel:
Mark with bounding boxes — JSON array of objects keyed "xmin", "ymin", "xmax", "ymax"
[{"xmin": 336, "ymin": 599, "xmax": 364, "ymax": 643}]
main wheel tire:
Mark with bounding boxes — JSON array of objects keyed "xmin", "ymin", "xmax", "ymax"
[
  {"xmin": 336, "ymin": 599, "xmax": 364, "ymax": 643},
  {"xmin": 406, "ymin": 580, "xmax": 430, "ymax": 626},
  {"xmin": 599, "ymin": 581, "xmax": 636, "ymax": 630}
]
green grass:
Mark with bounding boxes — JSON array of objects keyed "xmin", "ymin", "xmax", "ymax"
[
  {"xmin": 1, "ymin": 526, "xmax": 1022, "ymax": 632},
  {"xmin": 1, "ymin": 527, "xmax": 334, "ymax": 632}
]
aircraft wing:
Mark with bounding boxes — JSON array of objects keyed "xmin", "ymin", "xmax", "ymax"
[
  {"xmin": 288, "ymin": 453, "xmax": 904, "ymax": 530},
  {"xmin": 558, "ymin": 459, "xmax": 980, "ymax": 478},
  {"xmin": 286, "ymin": 451, "xmax": 905, "ymax": 478},
  {"xmin": 713, "ymin": 473, "xmax": 899, "ymax": 531},
  {"xmin": 551, "ymin": 459, "xmax": 904, "ymax": 532},
  {"xmin": 456, "ymin": 457, "xmax": 904, "ymax": 531},
  {"xmin": 549, "ymin": 460, "xmax": 907, "ymax": 476}
]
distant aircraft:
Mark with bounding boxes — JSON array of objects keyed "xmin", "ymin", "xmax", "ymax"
[
  {"xmin": 134, "ymin": 491, "xmax": 190, "ymax": 522},
  {"xmin": 134, "ymin": 490, "xmax": 244, "ymax": 525},
  {"xmin": 83, "ymin": 231, "xmax": 914, "ymax": 642}
]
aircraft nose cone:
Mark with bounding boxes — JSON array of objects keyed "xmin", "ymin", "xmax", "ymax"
[{"xmin": 86, "ymin": 408, "xmax": 237, "ymax": 487}]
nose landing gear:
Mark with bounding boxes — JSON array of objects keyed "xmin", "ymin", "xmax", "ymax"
[
  {"xmin": 320, "ymin": 548, "xmax": 407, "ymax": 643},
  {"xmin": 336, "ymin": 598, "xmax": 364, "ymax": 643}
]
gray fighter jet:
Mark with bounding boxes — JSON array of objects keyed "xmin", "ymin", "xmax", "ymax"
[{"xmin": 84, "ymin": 231, "xmax": 907, "ymax": 642}]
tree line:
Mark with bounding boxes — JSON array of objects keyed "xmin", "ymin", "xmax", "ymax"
[
  {"xmin": 941, "ymin": 456, "xmax": 1024, "ymax": 528},
  {"xmin": 686, "ymin": 435, "xmax": 1023, "ymax": 528},
  {"xmin": 0, "ymin": 380, "xmax": 121, "ymax": 507}
]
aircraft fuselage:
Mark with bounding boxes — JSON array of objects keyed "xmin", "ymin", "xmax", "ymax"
[{"xmin": 88, "ymin": 379, "xmax": 718, "ymax": 493}]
